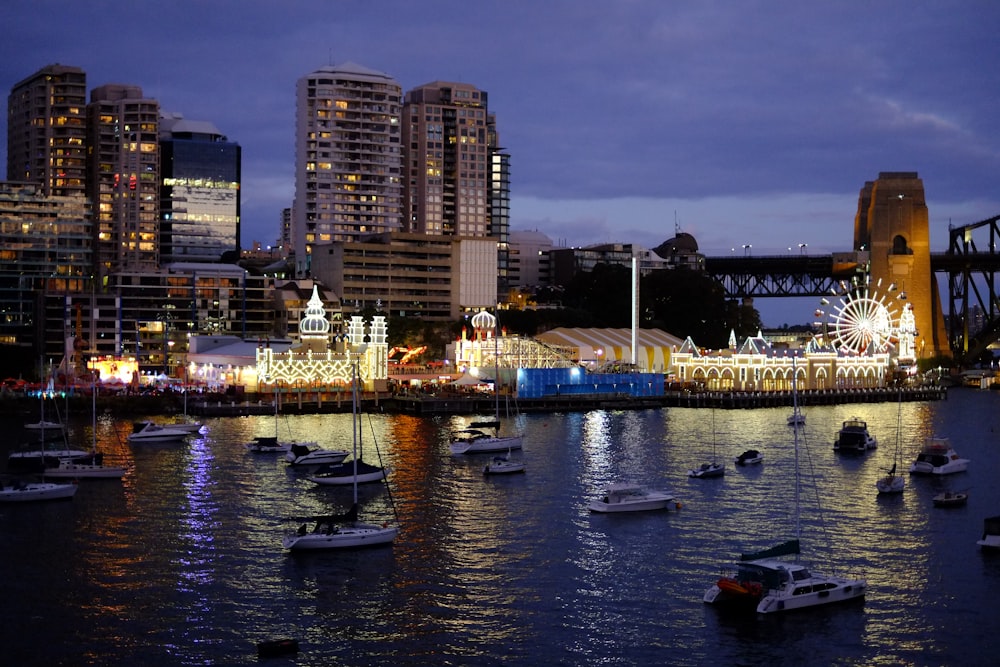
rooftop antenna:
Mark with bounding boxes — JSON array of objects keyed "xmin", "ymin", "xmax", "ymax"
[{"xmin": 674, "ymin": 210, "xmax": 681, "ymax": 235}]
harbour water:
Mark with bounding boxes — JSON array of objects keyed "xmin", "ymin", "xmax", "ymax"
[{"xmin": 2, "ymin": 389, "xmax": 999, "ymax": 665}]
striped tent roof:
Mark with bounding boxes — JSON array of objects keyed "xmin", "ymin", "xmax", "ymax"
[{"xmin": 534, "ymin": 327, "xmax": 683, "ymax": 371}]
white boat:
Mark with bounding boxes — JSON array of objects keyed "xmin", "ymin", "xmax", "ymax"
[
  {"xmin": 166, "ymin": 420, "xmax": 204, "ymax": 434},
  {"xmin": 24, "ymin": 419, "xmax": 64, "ymax": 433},
  {"xmin": 284, "ymin": 360, "xmax": 397, "ymax": 551},
  {"xmin": 285, "ymin": 443, "xmax": 349, "ymax": 470},
  {"xmin": 908, "ymin": 436, "xmax": 969, "ymax": 475},
  {"xmin": 876, "ymin": 391, "xmax": 906, "ymax": 495},
  {"xmin": 127, "ymin": 421, "xmax": 190, "ymax": 443},
  {"xmin": 0, "ymin": 478, "xmax": 78, "ymax": 502},
  {"xmin": 43, "ymin": 458, "xmax": 126, "ymax": 480},
  {"xmin": 834, "ymin": 417, "xmax": 877, "ymax": 454},
  {"xmin": 704, "ymin": 356, "xmax": 867, "ymax": 614},
  {"xmin": 977, "ymin": 516, "xmax": 1000, "ymax": 550},
  {"xmin": 932, "ymin": 490, "xmax": 968, "ymax": 508},
  {"xmin": 588, "ymin": 483, "xmax": 678, "ymax": 513},
  {"xmin": 734, "ymin": 449, "xmax": 764, "ymax": 466},
  {"xmin": 689, "ymin": 410, "xmax": 725, "ymax": 478},
  {"xmin": 308, "ymin": 460, "xmax": 390, "ymax": 486},
  {"xmin": 283, "ymin": 506, "xmax": 399, "ymax": 551},
  {"xmin": 7, "ymin": 447, "xmax": 99, "ymax": 472},
  {"xmin": 450, "ymin": 429, "xmax": 524, "ymax": 455},
  {"xmin": 483, "ymin": 454, "xmax": 525, "ymax": 475},
  {"xmin": 689, "ymin": 462, "xmax": 725, "ymax": 478}
]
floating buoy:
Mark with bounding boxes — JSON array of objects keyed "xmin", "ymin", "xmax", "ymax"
[
  {"xmin": 257, "ymin": 638, "xmax": 299, "ymax": 658},
  {"xmin": 675, "ymin": 502, "xmax": 683, "ymax": 509}
]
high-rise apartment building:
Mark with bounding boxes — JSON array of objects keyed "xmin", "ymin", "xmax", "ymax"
[
  {"xmin": 292, "ymin": 63, "xmax": 403, "ymax": 276},
  {"xmin": 159, "ymin": 112, "xmax": 241, "ymax": 263},
  {"xmin": 87, "ymin": 84, "xmax": 161, "ymax": 277},
  {"xmin": 6, "ymin": 64, "xmax": 88, "ymax": 199},
  {"xmin": 402, "ymin": 81, "xmax": 491, "ymax": 237}
]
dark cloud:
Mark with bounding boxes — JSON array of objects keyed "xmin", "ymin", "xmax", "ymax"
[{"xmin": 2, "ymin": 1, "xmax": 998, "ymax": 247}]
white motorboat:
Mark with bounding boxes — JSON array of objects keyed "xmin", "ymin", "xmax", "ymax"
[
  {"xmin": 908, "ymin": 436, "xmax": 969, "ymax": 475},
  {"xmin": 0, "ymin": 478, "xmax": 78, "ymax": 502},
  {"xmin": 165, "ymin": 420, "xmax": 204, "ymax": 434},
  {"xmin": 977, "ymin": 516, "xmax": 1000, "ymax": 550},
  {"xmin": 734, "ymin": 449, "xmax": 764, "ymax": 466},
  {"xmin": 588, "ymin": 483, "xmax": 678, "ymax": 513},
  {"xmin": 285, "ymin": 443, "xmax": 349, "ymax": 470},
  {"xmin": 284, "ymin": 360, "xmax": 397, "ymax": 551},
  {"xmin": 483, "ymin": 454, "xmax": 525, "ymax": 475},
  {"xmin": 127, "ymin": 421, "xmax": 190, "ymax": 443},
  {"xmin": 450, "ymin": 430, "xmax": 523, "ymax": 455},
  {"xmin": 834, "ymin": 417, "xmax": 877, "ymax": 454},
  {"xmin": 705, "ymin": 356, "xmax": 867, "ymax": 614}
]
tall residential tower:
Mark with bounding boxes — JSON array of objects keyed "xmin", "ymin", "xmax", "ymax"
[
  {"xmin": 6, "ymin": 64, "xmax": 88, "ymax": 199},
  {"xmin": 292, "ymin": 63, "xmax": 403, "ymax": 276}
]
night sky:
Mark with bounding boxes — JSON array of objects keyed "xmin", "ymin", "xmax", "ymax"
[{"xmin": 3, "ymin": 1, "xmax": 998, "ymax": 324}]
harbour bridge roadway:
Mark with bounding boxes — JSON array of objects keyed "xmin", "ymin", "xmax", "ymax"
[{"xmin": 703, "ymin": 214, "xmax": 1000, "ymax": 362}]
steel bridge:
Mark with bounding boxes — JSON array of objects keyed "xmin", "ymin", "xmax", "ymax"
[{"xmin": 704, "ymin": 214, "xmax": 1000, "ymax": 362}]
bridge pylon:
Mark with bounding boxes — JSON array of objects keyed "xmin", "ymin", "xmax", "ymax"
[{"xmin": 854, "ymin": 172, "xmax": 950, "ymax": 359}]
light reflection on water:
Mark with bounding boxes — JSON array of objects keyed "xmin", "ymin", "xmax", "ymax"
[{"xmin": 1, "ymin": 390, "xmax": 999, "ymax": 665}]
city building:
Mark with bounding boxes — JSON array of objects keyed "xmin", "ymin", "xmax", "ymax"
[
  {"xmin": 402, "ymin": 81, "xmax": 512, "ymax": 292},
  {"xmin": 508, "ymin": 229, "xmax": 554, "ymax": 289},
  {"xmin": 86, "ymin": 83, "xmax": 161, "ymax": 277},
  {"xmin": 159, "ymin": 112, "xmax": 241, "ymax": 262},
  {"xmin": 0, "ymin": 181, "xmax": 92, "ymax": 351},
  {"xmin": 6, "ymin": 64, "xmax": 88, "ymax": 199},
  {"xmin": 309, "ymin": 232, "xmax": 497, "ymax": 320},
  {"xmin": 292, "ymin": 63, "xmax": 403, "ymax": 276}
]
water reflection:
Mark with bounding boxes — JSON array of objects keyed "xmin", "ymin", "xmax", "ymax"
[{"xmin": 1, "ymin": 390, "xmax": 999, "ymax": 664}]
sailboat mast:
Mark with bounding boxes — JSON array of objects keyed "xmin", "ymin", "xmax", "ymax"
[
  {"xmin": 352, "ymin": 361, "xmax": 359, "ymax": 506},
  {"xmin": 792, "ymin": 356, "xmax": 801, "ymax": 543},
  {"xmin": 494, "ymin": 306, "xmax": 500, "ymax": 422}
]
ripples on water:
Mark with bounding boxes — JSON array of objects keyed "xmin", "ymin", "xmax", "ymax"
[{"xmin": 2, "ymin": 391, "xmax": 1000, "ymax": 665}]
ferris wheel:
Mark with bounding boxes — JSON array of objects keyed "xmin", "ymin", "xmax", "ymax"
[{"xmin": 815, "ymin": 277, "xmax": 905, "ymax": 355}]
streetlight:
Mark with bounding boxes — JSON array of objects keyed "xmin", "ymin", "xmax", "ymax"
[
  {"xmin": 742, "ymin": 244, "xmax": 752, "ymax": 256},
  {"xmin": 799, "ymin": 243, "xmax": 807, "ymax": 255}
]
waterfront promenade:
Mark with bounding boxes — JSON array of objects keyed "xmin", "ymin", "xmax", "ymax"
[{"xmin": 0, "ymin": 384, "xmax": 948, "ymax": 419}]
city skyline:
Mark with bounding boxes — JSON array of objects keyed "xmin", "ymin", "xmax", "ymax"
[{"xmin": 3, "ymin": 1, "xmax": 998, "ymax": 325}]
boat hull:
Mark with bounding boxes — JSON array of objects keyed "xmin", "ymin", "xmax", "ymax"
[
  {"xmin": 483, "ymin": 460, "xmax": 525, "ymax": 475},
  {"xmin": 283, "ymin": 524, "xmax": 398, "ymax": 550},
  {"xmin": 43, "ymin": 462, "xmax": 125, "ymax": 479},
  {"xmin": 0, "ymin": 481, "xmax": 78, "ymax": 502},
  {"xmin": 450, "ymin": 434, "xmax": 524, "ymax": 455},
  {"xmin": 756, "ymin": 578, "xmax": 867, "ymax": 614}
]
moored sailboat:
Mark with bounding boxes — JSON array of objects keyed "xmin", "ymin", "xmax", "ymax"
[
  {"xmin": 876, "ymin": 390, "xmax": 905, "ymax": 495},
  {"xmin": 704, "ymin": 356, "xmax": 867, "ymax": 614},
  {"xmin": 283, "ymin": 360, "xmax": 397, "ymax": 551}
]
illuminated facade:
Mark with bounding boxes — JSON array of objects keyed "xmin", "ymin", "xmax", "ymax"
[
  {"xmin": 159, "ymin": 113, "xmax": 240, "ymax": 262},
  {"xmin": 670, "ymin": 334, "xmax": 890, "ymax": 391},
  {"xmin": 292, "ymin": 63, "xmax": 403, "ymax": 276},
  {"xmin": 253, "ymin": 286, "xmax": 388, "ymax": 391}
]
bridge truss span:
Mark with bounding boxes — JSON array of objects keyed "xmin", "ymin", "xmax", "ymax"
[
  {"xmin": 946, "ymin": 214, "xmax": 1000, "ymax": 361},
  {"xmin": 703, "ymin": 255, "xmax": 856, "ymax": 298}
]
